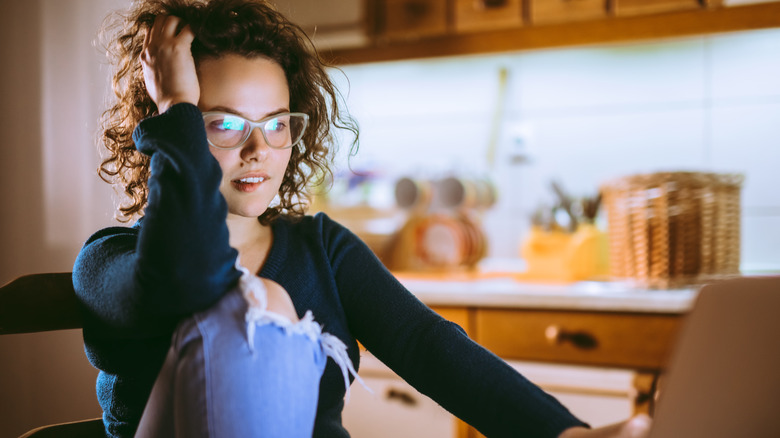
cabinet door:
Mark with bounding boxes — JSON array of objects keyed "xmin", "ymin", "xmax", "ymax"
[
  {"xmin": 454, "ymin": 0, "xmax": 524, "ymax": 33},
  {"xmin": 272, "ymin": 0, "xmax": 371, "ymax": 48},
  {"xmin": 613, "ymin": 0, "xmax": 701, "ymax": 16},
  {"xmin": 380, "ymin": 0, "xmax": 449, "ymax": 41},
  {"xmin": 528, "ymin": 0, "xmax": 607, "ymax": 25},
  {"xmin": 342, "ymin": 373, "xmax": 457, "ymax": 437}
]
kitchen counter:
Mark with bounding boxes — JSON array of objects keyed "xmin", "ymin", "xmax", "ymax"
[{"xmin": 398, "ymin": 276, "xmax": 698, "ymax": 314}]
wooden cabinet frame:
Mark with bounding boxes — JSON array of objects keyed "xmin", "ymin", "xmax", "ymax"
[
  {"xmin": 323, "ymin": 2, "xmax": 780, "ymax": 65},
  {"xmin": 430, "ymin": 305, "xmax": 684, "ymax": 437}
]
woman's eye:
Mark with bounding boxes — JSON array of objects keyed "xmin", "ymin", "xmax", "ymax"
[
  {"xmin": 207, "ymin": 120, "xmax": 228, "ymax": 131},
  {"xmin": 221, "ymin": 116, "xmax": 245, "ymax": 131},
  {"xmin": 267, "ymin": 118, "xmax": 288, "ymax": 132},
  {"xmin": 207, "ymin": 116, "xmax": 245, "ymax": 132}
]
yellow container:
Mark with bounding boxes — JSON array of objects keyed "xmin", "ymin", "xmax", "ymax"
[{"xmin": 520, "ymin": 224, "xmax": 609, "ymax": 282}]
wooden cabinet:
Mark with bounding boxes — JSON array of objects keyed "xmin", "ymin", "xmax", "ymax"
[
  {"xmin": 427, "ymin": 304, "xmax": 684, "ymax": 438},
  {"xmin": 274, "ymin": 0, "xmax": 780, "ymax": 63},
  {"xmin": 275, "ymin": 1, "xmax": 780, "ymax": 64},
  {"xmin": 322, "ymin": 2, "xmax": 780, "ymax": 64}
]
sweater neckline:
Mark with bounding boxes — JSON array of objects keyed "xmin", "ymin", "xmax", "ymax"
[{"xmin": 258, "ymin": 217, "xmax": 288, "ymax": 279}]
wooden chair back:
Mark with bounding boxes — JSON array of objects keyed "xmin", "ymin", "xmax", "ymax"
[{"xmin": 0, "ymin": 273, "xmax": 103, "ymax": 437}]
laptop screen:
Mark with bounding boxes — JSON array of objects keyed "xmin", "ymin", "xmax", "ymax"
[{"xmin": 649, "ymin": 276, "xmax": 780, "ymax": 438}]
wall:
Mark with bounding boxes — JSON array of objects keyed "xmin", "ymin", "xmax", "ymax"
[
  {"xmin": 0, "ymin": 1, "xmax": 126, "ymax": 436},
  {"xmin": 332, "ymin": 28, "xmax": 780, "ymax": 272}
]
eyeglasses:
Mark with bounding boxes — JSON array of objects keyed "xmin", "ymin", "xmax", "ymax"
[{"xmin": 202, "ymin": 111, "xmax": 309, "ymax": 150}]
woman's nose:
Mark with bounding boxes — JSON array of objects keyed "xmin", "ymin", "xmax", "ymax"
[{"xmin": 240, "ymin": 128, "xmax": 271, "ymax": 162}]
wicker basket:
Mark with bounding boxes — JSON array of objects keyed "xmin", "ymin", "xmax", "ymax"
[{"xmin": 601, "ymin": 171, "xmax": 744, "ymax": 288}]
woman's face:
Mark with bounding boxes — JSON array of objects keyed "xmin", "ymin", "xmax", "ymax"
[{"xmin": 197, "ymin": 54, "xmax": 292, "ymax": 220}]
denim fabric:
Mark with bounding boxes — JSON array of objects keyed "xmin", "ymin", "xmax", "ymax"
[{"xmin": 135, "ymin": 287, "xmax": 327, "ymax": 437}]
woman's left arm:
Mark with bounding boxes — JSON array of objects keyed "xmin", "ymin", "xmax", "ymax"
[{"xmin": 323, "ymin": 217, "xmax": 586, "ymax": 437}]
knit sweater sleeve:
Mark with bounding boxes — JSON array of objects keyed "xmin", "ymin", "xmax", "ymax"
[
  {"xmin": 73, "ymin": 103, "xmax": 240, "ymax": 337},
  {"xmin": 321, "ymin": 215, "xmax": 587, "ymax": 437}
]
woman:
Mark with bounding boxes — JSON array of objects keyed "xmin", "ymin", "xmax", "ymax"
[{"xmin": 73, "ymin": 0, "xmax": 651, "ymax": 436}]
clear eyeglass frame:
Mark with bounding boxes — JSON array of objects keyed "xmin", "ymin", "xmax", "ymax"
[{"xmin": 202, "ymin": 111, "xmax": 309, "ymax": 150}]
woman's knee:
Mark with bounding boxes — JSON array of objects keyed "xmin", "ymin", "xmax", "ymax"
[{"xmin": 145, "ymin": 320, "xmax": 325, "ymax": 438}]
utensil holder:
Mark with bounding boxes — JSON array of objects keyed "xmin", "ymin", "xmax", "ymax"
[{"xmin": 519, "ymin": 224, "xmax": 609, "ymax": 282}]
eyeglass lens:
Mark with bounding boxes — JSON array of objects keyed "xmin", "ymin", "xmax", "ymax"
[{"xmin": 204, "ymin": 113, "xmax": 306, "ymax": 149}]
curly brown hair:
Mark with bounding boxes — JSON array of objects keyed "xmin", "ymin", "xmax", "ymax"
[{"xmin": 98, "ymin": 0, "xmax": 357, "ymax": 224}]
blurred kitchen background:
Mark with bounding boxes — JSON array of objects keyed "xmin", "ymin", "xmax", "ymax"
[{"xmin": 1, "ymin": 0, "xmax": 779, "ymax": 436}]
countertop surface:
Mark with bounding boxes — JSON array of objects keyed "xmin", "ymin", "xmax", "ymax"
[{"xmin": 397, "ymin": 275, "xmax": 698, "ymax": 313}]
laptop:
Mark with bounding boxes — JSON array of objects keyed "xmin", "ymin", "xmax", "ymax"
[{"xmin": 648, "ymin": 276, "xmax": 780, "ymax": 438}]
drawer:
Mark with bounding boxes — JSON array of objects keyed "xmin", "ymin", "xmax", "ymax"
[
  {"xmin": 342, "ymin": 372, "xmax": 456, "ymax": 437},
  {"xmin": 475, "ymin": 309, "xmax": 681, "ymax": 369},
  {"xmin": 430, "ymin": 306, "xmax": 472, "ymax": 336},
  {"xmin": 528, "ymin": 0, "xmax": 607, "ymax": 25},
  {"xmin": 613, "ymin": 0, "xmax": 702, "ymax": 16},
  {"xmin": 379, "ymin": 0, "xmax": 449, "ymax": 41},
  {"xmin": 454, "ymin": 0, "xmax": 523, "ymax": 33}
]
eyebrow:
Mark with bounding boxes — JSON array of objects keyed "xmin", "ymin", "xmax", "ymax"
[{"xmin": 205, "ymin": 105, "xmax": 291, "ymax": 120}]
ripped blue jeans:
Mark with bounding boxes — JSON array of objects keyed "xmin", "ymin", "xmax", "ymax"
[{"xmin": 135, "ymin": 264, "xmax": 360, "ymax": 437}]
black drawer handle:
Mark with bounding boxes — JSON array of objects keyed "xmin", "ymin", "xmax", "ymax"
[
  {"xmin": 386, "ymin": 388, "xmax": 418, "ymax": 406},
  {"xmin": 403, "ymin": 1, "xmax": 429, "ymax": 18},
  {"xmin": 479, "ymin": 0, "xmax": 508, "ymax": 9},
  {"xmin": 545, "ymin": 325, "xmax": 599, "ymax": 350}
]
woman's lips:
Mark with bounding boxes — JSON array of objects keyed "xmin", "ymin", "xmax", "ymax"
[{"xmin": 231, "ymin": 175, "xmax": 267, "ymax": 193}]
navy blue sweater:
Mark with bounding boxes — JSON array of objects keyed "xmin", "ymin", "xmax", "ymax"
[{"xmin": 73, "ymin": 103, "xmax": 585, "ymax": 437}]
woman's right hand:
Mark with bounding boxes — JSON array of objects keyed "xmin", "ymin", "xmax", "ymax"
[
  {"xmin": 559, "ymin": 414, "xmax": 652, "ymax": 438},
  {"xmin": 140, "ymin": 15, "xmax": 200, "ymax": 114}
]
